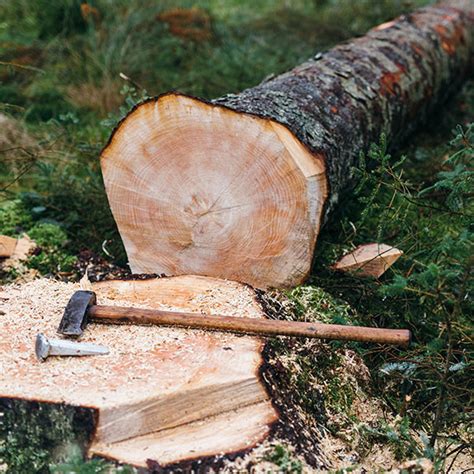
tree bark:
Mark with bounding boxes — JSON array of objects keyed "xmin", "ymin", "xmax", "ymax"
[{"xmin": 101, "ymin": 0, "xmax": 473, "ymax": 289}]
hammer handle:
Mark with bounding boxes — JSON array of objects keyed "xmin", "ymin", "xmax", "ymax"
[{"xmin": 88, "ymin": 305, "xmax": 411, "ymax": 346}]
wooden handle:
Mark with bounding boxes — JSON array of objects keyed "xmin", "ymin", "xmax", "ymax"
[{"xmin": 88, "ymin": 305, "xmax": 411, "ymax": 346}]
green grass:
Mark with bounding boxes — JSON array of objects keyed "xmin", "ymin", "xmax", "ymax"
[{"xmin": 0, "ymin": 0, "xmax": 472, "ymax": 471}]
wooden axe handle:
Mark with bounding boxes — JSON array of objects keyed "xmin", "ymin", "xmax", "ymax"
[{"xmin": 88, "ymin": 305, "xmax": 411, "ymax": 346}]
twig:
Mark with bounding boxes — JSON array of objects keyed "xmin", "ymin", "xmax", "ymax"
[
  {"xmin": 0, "ymin": 60, "xmax": 45, "ymax": 74},
  {"xmin": 119, "ymin": 72, "xmax": 145, "ymax": 91}
]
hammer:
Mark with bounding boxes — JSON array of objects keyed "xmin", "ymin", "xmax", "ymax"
[{"xmin": 57, "ymin": 290, "xmax": 411, "ymax": 346}]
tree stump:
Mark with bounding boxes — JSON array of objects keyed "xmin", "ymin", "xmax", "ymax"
[{"xmin": 0, "ymin": 276, "xmax": 277, "ymax": 469}]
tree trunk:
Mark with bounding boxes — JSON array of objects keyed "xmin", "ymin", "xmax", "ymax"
[{"xmin": 101, "ymin": 0, "xmax": 473, "ymax": 289}]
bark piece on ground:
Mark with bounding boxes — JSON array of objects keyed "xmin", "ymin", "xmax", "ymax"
[
  {"xmin": 332, "ymin": 243, "xmax": 403, "ymax": 278},
  {"xmin": 101, "ymin": 1, "xmax": 473, "ymax": 289},
  {"xmin": 0, "ymin": 276, "xmax": 277, "ymax": 469}
]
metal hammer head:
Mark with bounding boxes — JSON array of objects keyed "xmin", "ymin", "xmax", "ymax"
[{"xmin": 57, "ymin": 290, "xmax": 96, "ymax": 337}]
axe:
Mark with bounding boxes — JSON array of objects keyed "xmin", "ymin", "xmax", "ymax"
[{"xmin": 57, "ymin": 290, "xmax": 411, "ymax": 346}]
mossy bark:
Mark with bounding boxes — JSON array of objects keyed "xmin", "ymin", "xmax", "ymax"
[{"xmin": 213, "ymin": 1, "xmax": 473, "ymax": 219}]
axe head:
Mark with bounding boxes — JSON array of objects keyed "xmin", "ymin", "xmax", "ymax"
[{"xmin": 57, "ymin": 290, "xmax": 96, "ymax": 337}]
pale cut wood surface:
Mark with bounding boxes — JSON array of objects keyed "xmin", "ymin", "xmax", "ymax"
[
  {"xmin": 0, "ymin": 235, "xmax": 17, "ymax": 257},
  {"xmin": 101, "ymin": 94, "xmax": 327, "ymax": 289},
  {"xmin": 332, "ymin": 243, "xmax": 403, "ymax": 278},
  {"xmin": 92, "ymin": 401, "xmax": 276, "ymax": 469},
  {"xmin": 0, "ymin": 276, "xmax": 277, "ymax": 468}
]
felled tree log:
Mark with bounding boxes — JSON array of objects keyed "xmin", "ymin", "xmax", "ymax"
[
  {"xmin": 101, "ymin": 1, "xmax": 473, "ymax": 289},
  {"xmin": 0, "ymin": 277, "xmax": 277, "ymax": 469}
]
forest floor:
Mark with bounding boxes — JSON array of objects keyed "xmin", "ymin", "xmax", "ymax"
[{"xmin": 0, "ymin": 1, "xmax": 472, "ymax": 473}]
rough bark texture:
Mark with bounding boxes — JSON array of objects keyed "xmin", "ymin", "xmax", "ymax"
[{"xmin": 213, "ymin": 1, "xmax": 473, "ymax": 219}]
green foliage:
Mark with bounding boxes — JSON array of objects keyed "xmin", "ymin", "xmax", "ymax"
[
  {"xmin": 0, "ymin": 200, "xmax": 77, "ymax": 275},
  {"xmin": 100, "ymin": 85, "xmax": 150, "ymax": 131},
  {"xmin": 287, "ymin": 285, "xmax": 355, "ymax": 326},
  {"xmin": 309, "ymin": 119, "xmax": 473, "ymax": 464},
  {"xmin": 0, "ymin": 200, "xmax": 33, "ymax": 236},
  {"xmin": 27, "ymin": 223, "xmax": 76, "ymax": 273},
  {"xmin": 0, "ymin": 401, "xmax": 78, "ymax": 473},
  {"xmin": 264, "ymin": 444, "xmax": 303, "ymax": 473},
  {"xmin": 358, "ymin": 417, "xmax": 433, "ymax": 461},
  {"xmin": 51, "ymin": 454, "xmax": 135, "ymax": 474},
  {"xmin": 419, "ymin": 124, "xmax": 473, "ymax": 212},
  {"xmin": 0, "ymin": 401, "xmax": 132, "ymax": 474}
]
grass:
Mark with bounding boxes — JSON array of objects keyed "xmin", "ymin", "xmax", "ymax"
[
  {"xmin": 1, "ymin": 0, "xmax": 472, "ymax": 472},
  {"xmin": 0, "ymin": 0, "xmax": 430, "ymax": 273}
]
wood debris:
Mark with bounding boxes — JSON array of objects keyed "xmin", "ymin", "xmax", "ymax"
[
  {"xmin": 332, "ymin": 243, "xmax": 403, "ymax": 278},
  {"xmin": 1, "ymin": 234, "xmax": 37, "ymax": 280},
  {"xmin": 0, "ymin": 275, "xmax": 277, "ymax": 468},
  {"xmin": 0, "ymin": 235, "xmax": 17, "ymax": 257}
]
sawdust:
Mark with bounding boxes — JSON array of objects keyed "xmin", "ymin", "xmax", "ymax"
[{"xmin": 0, "ymin": 276, "xmax": 265, "ymax": 409}]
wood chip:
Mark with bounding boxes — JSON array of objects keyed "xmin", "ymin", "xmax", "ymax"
[
  {"xmin": 0, "ymin": 235, "xmax": 17, "ymax": 258},
  {"xmin": 331, "ymin": 243, "xmax": 403, "ymax": 278}
]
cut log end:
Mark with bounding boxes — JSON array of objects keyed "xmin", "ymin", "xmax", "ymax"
[{"xmin": 101, "ymin": 93, "xmax": 327, "ymax": 289}]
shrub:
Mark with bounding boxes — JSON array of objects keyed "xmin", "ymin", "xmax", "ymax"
[{"xmin": 307, "ymin": 121, "xmax": 473, "ymax": 465}]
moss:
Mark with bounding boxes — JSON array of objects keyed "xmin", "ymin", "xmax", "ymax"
[
  {"xmin": 0, "ymin": 400, "xmax": 91, "ymax": 473},
  {"xmin": 286, "ymin": 285, "xmax": 356, "ymax": 326},
  {"xmin": 264, "ymin": 444, "xmax": 303, "ymax": 473},
  {"xmin": 27, "ymin": 223, "xmax": 76, "ymax": 273},
  {"xmin": 0, "ymin": 200, "xmax": 33, "ymax": 236},
  {"xmin": 0, "ymin": 203, "xmax": 76, "ymax": 275}
]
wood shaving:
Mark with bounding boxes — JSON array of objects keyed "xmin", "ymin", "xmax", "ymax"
[{"xmin": 0, "ymin": 276, "xmax": 265, "ymax": 409}]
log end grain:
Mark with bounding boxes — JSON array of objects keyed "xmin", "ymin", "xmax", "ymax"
[{"xmin": 101, "ymin": 93, "xmax": 328, "ymax": 289}]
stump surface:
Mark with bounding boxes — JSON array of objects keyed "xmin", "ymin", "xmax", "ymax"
[{"xmin": 0, "ymin": 276, "xmax": 277, "ymax": 468}]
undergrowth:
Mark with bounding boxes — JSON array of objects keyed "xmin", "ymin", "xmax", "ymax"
[
  {"xmin": 288, "ymin": 119, "xmax": 473, "ymax": 468},
  {"xmin": 0, "ymin": 400, "xmax": 106, "ymax": 474},
  {"xmin": 264, "ymin": 444, "xmax": 303, "ymax": 473},
  {"xmin": 0, "ymin": 0, "xmax": 471, "ymax": 472},
  {"xmin": 0, "ymin": 200, "xmax": 76, "ymax": 280}
]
